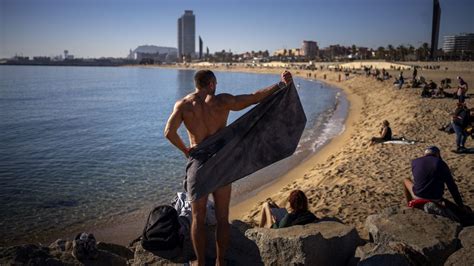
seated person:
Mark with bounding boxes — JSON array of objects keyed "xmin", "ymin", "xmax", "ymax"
[
  {"xmin": 421, "ymin": 80, "xmax": 437, "ymax": 98},
  {"xmin": 259, "ymin": 190, "xmax": 317, "ymax": 228},
  {"xmin": 403, "ymin": 146, "xmax": 470, "ymax": 215},
  {"xmin": 370, "ymin": 120, "xmax": 392, "ymax": 144}
]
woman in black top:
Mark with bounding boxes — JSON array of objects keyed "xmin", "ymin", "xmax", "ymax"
[
  {"xmin": 370, "ymin": 120, "xmax": 392, "ymax": 144},
  {"xmin": 259, "ymin": 190, "xmax": 317, "ymax": 229}
]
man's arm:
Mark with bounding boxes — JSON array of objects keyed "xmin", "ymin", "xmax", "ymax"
[
  {"xmin": 441, "ymin": 162, "xmax": 464, "ymax": 207},
  {"xmin": 164, "ymin": 101, "xmax": 190, "ymax": 157},
  {"xmin": 219, "ymin": 71, "xmax": 293, "ymax": 111}
]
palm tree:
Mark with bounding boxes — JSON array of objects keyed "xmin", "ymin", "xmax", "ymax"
[
  {"xmin": 387, "ymin": 45, "xmax": 395, "ymax": 61},
  {"xmin": 351, "ymin": 44, "xmax": 357, "ymax": 56},
  {"xmin": 397, "ymin": 45, "xmax": 407, "ymax": 61},
  {"xmin": 421, "ymin": 43, "xmax": 430, "ymax": 61},
  {"xmin": 376, "ymin": 46, "xmax": 386, "ymax": 60},
  {"xmin": 408, "ymin": 45, "xmax": 415, "ymax": 59}
]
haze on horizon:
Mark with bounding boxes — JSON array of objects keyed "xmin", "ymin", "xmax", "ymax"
[{"xmin": 0, "ymin": 0, "xmax": 473, "ymax": 58}]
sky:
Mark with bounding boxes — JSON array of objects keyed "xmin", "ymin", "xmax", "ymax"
[{"xmin": 0, "ymin": 0, "xmax": 473, "ymax": 58}]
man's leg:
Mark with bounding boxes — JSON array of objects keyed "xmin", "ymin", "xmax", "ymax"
[
  {"xmin": 191, "ymin": 195, "xmax": 208, "ymax": 266},
  {"xmin": 403, "ymin": 178, "xmax": 415, "ymax": 203},
  {"xmin": 212, "ymin": 184, "xmax": 231, "ymax": 266}
]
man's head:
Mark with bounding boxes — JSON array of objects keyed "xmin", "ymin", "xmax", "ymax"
[
  {"xmin": 194, "ymin": 70, "xmax": 216, "ymax": 92},
  {"xmin": 424, "ymin": 146, "xmax": 441, "ymax": 157},
  {"xmin": 382, "ymin": 120, "xmax": 390, "ymax": 127}
]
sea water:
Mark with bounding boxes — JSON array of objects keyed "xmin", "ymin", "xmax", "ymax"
[{"xmin": 0, "ymin": 65, "xmax": 347, "ymax": 243}]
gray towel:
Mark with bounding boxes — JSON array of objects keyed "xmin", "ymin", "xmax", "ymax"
[{"xmin": 185, "ymin": 83, "xmax": 307, "ymax": 201}]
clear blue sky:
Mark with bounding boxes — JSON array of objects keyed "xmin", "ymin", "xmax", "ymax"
[{"xmin": 0, "ymin": 0, "xmax": 472, "ymax": 58}]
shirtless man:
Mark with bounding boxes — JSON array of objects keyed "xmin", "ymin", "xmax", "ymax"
[{"xmin": 164, "ymin": 70, "xmax": 293, "ymax": 265}]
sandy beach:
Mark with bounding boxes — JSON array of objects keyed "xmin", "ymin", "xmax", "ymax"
[
  {"xmin": 84, "ymin": 62, "xmax": 474, "ymax": 245},
  {"xmin": 221, "ymin": 63, "xmax": 474, "ymax": 239},
  {"xmin": 5, "ymin": 62, "xmax": 472, "ymax": 247}
]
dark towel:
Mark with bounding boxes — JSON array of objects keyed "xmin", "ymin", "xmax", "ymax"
[{"xmin": 185, "ymin": 83, "xmax": 307, "ymax": 201}]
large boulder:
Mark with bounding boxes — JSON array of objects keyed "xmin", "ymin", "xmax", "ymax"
[
  {"xmin": 245, "ymin": 221, "xmax": 361, "ymax": 266},
  {"xmin": 457, "ymin": 226, "xmax": 474, "ymax": 248},
  {"xmin": 131, "ymin": 220, "xmax": 262, "ymax": 265},
  {"xmin": 0, "ymin": 244, "xmax": 63, "ymax": 265},
  {"xmin": 444, "ymin": 226, "xmax": 474, "ymax": 266},
  {"xmin": 365, "ymin": 207, "xmax": 461, "ymax": 266},
  {"xmin": 355, "ymin": 241, "xmax": 429, "ymax": 266}
]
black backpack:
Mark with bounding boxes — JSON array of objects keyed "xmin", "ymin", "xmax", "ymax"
[{"xmin": 134, "ymin": 205, "xmax": 183, "ymax": 260}]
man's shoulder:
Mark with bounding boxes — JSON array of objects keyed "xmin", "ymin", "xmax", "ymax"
[{"xmin": 176, "ymin": 93, "xmax": 198, "ymax": 106}]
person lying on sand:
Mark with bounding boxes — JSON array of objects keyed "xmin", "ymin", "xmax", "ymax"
[
  {"xmin": 370, "ymin": 120, "xmax": 392, "ymax": 145},
  {"xmin": 259, "ymin": 190, "xmax": 317, "ymax": 229}
]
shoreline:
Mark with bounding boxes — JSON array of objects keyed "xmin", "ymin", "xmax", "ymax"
[
  {"xmin": 84, "ymin": 67, "xmax": 354, "ymax": 246},
  {"xmin": 229, "ymin": 77, "xmax": 362, "ymax": 220},
  {"xmin": 3, "ymin": 62, "xmax": 473, "ymax": 247}
]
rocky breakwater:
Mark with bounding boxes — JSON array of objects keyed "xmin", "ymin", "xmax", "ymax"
[
  {"xmin": 2, "ymin": 210, "xmax": 473, "ymax": 265},
  {"xmin": 356, "ymin": 206, "xmax": 473, "ymax": 266}
]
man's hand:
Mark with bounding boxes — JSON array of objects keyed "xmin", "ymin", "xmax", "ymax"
[{"xmin": 281, "ymin": 71, "xmax": 293, "ymax": 85}]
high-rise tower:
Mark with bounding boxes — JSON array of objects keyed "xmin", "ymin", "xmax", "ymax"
[{"xmin": 177, "ymin": 10, "xmax": 196, "ymax": 61}]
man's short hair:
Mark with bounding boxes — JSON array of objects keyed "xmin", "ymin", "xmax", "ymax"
[
  {"xmin": 194, "ymin": 70, "xmax": 216, "ymax": 89},
  {"xmin": 424, "ymin": 146, "xmax": 440, "ymax": 155}
]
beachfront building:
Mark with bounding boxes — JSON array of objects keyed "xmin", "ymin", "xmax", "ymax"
[
  {"xmin": 199, "ymin": 36, "xmax": 203, "ymax": 59},
  {"xmin": 273, "ymin": 48, "xmax": 303, "ymax": 57},
  {"xmin": 132, "ymin": 45, "xmax": 178, "ymax": 63},
  {"xmin": 443, "ymin": 33, "xmax": 474, "ymax": 53},
  {"xmin": 177, "ymin": 10, "xmax": 196, "ymax": 62},
  {"xmin": 302, "ymin": 40, "xmax": 318, "ymax": 60}
]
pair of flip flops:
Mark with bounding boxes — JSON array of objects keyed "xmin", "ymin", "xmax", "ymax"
[{"xmin": 72, "ymin": 232, "xmax": 99, "ymax": 260}]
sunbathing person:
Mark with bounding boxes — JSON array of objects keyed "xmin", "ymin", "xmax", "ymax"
[
  {"xmin": 259, "ymin": 190, "xmax": 317, "ymax": 229},
  {"xmin": 370, "ymin": 120, "xmax": 392, "ymax": 144}
]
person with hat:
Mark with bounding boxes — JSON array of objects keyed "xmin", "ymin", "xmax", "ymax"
[{"xmin": 403, "ymin": 146, "xmax": 466, "ymax": 210}]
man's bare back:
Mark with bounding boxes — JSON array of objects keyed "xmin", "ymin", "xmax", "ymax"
[
  {"xmin": 164, "ymin": 70, "xmax": 292, "ymax": 266},
  {"xmin": 179, "ymin": 93, "xmax": 230, "ymax": 146}
]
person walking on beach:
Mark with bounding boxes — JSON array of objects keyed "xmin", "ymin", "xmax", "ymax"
[
  {"xmin": 457, "ymin": 76, "xmax": 468, "ymax": 103},
  {"xmin": 164, "ymin": 69, "xmax": 293, "ymax": 265},
  {"xmin": 452, "ymin": 102, "xmax": 470, "ymax": 152},
  {"xmin": 398, "ymin": 71, "xmax": 404, "ymax": 90}
]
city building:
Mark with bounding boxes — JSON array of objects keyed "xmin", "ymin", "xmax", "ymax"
[
  {"xmin": 177, "ymin": 10, "xmax": 196, "ymax": 61},
  {"xmin": 132, "ymin": 45, "xmax": 178, "ymax": 63},
  {"xmin": 443, "ymin": 33, "xmax": 474, "ymax": 53},
  {"xmin": 302, "ymin": 40, "xmax": 318, "ymax": 59},
  {"xmin": 199, "ymin": 36, "xmax": 203, "ymax": 59},
  {"xmin": 273, "ymin": 48, "xmax": 303, "ymax": 57},
  {"xmin": 430, "ymin": 0, "xmax": 441, "ymax": 59}
]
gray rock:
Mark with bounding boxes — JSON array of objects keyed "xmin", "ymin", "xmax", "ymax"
[
  {"xmin": 356, "ymin": 241, "xmax": 430, "ymax": 266},
  {"xmin": 458, "ymin": 226, "xmax": 474, "ymax": 248},
  {"xmin": 0, "ymin": 244, "xmax": 53, "ymax": 265},
  {"xmin": 245, "ymin": 221, "xmax": 361, "ymax": 266},
  {"xmin": 365, "ymin": 207, "xmax": 461, "ymax": 266},
  {"xmin": 131, "ymin": 243, "xmax": 182, "ymax": 266},
  {"xmin": 131, "ymin": 220, "xmax": 262, "ymax": 265},
  {"xmin": 96, "ymin": 242, "xmax": 134, "ymax": 260},
  {"xmin": 444, "ymin": 226, "xmax": 474, "ymax": 266},
  {"xmin": 444, "ymin": 246, "xmax": 474, "ymax": 266},
  {"xmin": 77, "ymin": 250, "xmax": 128, "ymax": 266}
]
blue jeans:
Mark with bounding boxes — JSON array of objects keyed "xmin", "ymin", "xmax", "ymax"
[
  {"xmin": 452, "ymin": 123, "xmax": 467, "ymax": 148},
  {"xmin": 398, "ymin": 80, "xmax": 404, "ymax": 89}
]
